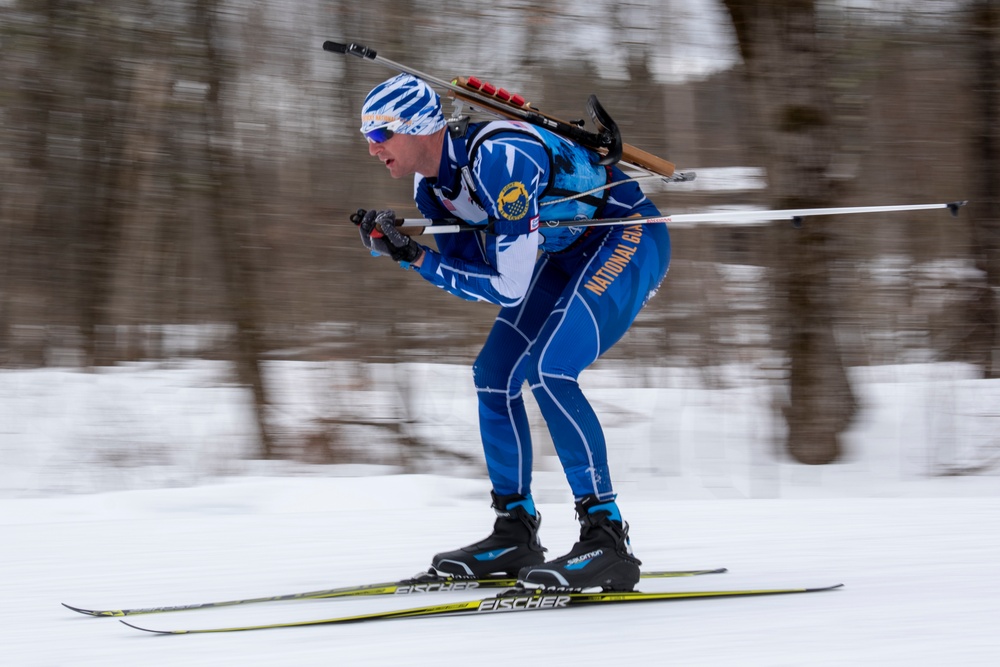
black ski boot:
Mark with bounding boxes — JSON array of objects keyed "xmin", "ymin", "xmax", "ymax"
[
  {"xmin": 431, "ymin": 492, "xmax": 547, "ymax": 578},
  {"xmin": 517, "ymin": 496, "xmax": 641, "ymax": 591}
]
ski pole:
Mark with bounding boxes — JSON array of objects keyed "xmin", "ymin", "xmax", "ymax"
[
  {"xmin": 322, "ymin": 40, "xmax": 676, "ymax": 177},
  {"xmin": 322, "ymin": 41, "xmax": 606, "ymax": 148},
  {"xmin": 394, "ymin": 201, "xmax": 967, "ymax": 235}
]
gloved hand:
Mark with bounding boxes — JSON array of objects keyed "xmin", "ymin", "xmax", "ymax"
[
  {"xmin": 351, "ymin": 208, "xmax": 392, "ymax": 257},
  {"xmin": 351, "ymin": 208, "xmax": 423, "ymax": 266}
]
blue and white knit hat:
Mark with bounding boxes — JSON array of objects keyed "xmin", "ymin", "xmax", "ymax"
[{"xmin": 360, "ymin": 73, "xmax": 447, "ymax": 137}]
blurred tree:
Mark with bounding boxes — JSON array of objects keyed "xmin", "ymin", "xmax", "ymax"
[
  {"xmin": 966, "ymin": 0, "xmax": 1000, "ymax": 378},
  {"xmin": 722, "ymin": 0, "xmax": 856, "ymax": 464},
  {"xmin": 2, "ymin": 0, "xmax": 129, "ymax": 366},
  {"xmin": 193, "ymin": 0, "xmax": 276, "ymax": 459},
  {"xmin": 72, "ymin": 3, "xmax": 131, "ymax": 367},
  {"xmin": 0, "ymin": 0, "xmax": 992, "ymax": 467}
]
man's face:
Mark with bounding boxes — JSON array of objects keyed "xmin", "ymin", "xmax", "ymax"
[{"xmin": 368, "ymin": 133, "xmax": 428, "ymax": 179}]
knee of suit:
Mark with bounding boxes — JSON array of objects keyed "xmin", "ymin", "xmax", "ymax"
[
  {"xmin": 472, "ymin": 355, "xmax": 517, "ymax": 393},
  {"xmin": 524, "ymin": 357, "xmax": 542, "ymax": 387},
  {"xmin": 524, "ymin": 352, "xmax": 582, "ymax": 387}
]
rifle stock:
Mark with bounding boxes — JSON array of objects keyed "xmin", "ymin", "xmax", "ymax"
[{"xmin": 450, "ymin": 78, "xmax": 675, "ymax": 178}]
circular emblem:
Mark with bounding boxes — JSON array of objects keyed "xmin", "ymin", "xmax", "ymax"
[{"xmin": 497, "ymin": 182, "xmax": 530, "ymax": 221}]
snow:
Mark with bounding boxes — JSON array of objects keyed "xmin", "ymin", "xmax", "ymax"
[
  {"xmin": 4, "ymin": 0, "xmax": 995, "ymax": 660},
  {"xmin": 2, "ymin": 360, "xmax": 999, "ymax": 665}
]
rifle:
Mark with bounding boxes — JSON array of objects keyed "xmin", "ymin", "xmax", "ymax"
[{"xmin": 322, "ymin": 40, "xmax": 681, "ymax": 180}]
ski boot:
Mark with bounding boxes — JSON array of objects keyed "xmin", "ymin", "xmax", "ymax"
[
  {"xmin": 517, "ymin": 496, "xmax": 641, "ymax": 591},
  {"xmin": 431, "ymin": 492, "xmax": 547, "ymax": 578}
]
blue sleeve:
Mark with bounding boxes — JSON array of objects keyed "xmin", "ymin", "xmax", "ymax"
[
  {"xmin": 414, "ymin": 134, "xmax": 548, "ymax": 306},
  {"xmin": 603, "ymin": 165, "xmax": 661, "ymax": 218}
]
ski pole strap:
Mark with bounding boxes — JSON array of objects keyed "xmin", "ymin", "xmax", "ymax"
[{"xmin": 396, "ymin": 201, "xmax": 967, "ymax": 235}]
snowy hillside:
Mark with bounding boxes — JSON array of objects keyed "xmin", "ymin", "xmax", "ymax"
[{"xmin": 2, "ymin": 360, "xmax": 999, "ymax": 665}]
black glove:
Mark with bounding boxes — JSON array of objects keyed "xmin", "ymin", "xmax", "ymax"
[
  {"xmin": 352, "ymin": 208, "xmax": 392, "ymax": 257},
  {"xmin": 351, "ymin": 208, "xmax": 423, "ymax": 266},
  {"xmin": 377, "ymin": 212, "xmax": 423, "ymax": 265}
]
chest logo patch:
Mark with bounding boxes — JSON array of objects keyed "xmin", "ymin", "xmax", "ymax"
[{"xmin": 497, "ymin": 181, "xmax": 529, "ymax": 220}]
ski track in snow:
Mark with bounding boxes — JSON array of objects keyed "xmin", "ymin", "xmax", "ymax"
[
  {"xmin": 2, "ymin": 480, "xmax": 998, "ymax": 666},
  {"xmin": 2, "ymin": 361, "xmax": 999, "ymax": 665}
]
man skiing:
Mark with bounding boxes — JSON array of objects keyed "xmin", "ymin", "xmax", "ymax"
[{"xmin": 353, "ymin": 73, "xmax": 671, "ymax": 591}]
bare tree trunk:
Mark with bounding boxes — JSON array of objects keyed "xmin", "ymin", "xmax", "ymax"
[
  {"xmin": 15, "ymin": 1, "xmax": 143, "ymax": 367},
  {"xmin": 194, "ymin": 0, "xmax": 276, "ymax": 459},
  {"xmin": 76, "ymin": 18, "xmax": 129, "ymax": 367},
  {"xmin": 23, "ymin": 0, "xmax": 107, "ymax": 365},
  {"xmin": 107, "ymin": 25, "xmax": 173, "ymax": 360},
  {"xmin": 967, "ymin": 0, "xmax": 1000, "ymax": 378},
  {"xmin": 722, "ymin": 0, "xmax": 857, "ymax": 464}
]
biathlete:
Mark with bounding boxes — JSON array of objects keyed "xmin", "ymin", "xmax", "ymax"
[{"xmin": 353, "ymin": 73, "xmax": 670, "ymax": 591}]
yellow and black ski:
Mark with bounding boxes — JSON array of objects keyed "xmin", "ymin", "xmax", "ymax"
[
  {"xmin": 63, "ymin": 568, "xmax": 726, "ymax": 618},
  {"xmin": 119, "ymin": 584, "xmax": 844, "ymax": 634}
]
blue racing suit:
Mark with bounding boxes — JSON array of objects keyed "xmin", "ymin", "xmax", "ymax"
[{"xmin": 412, "ymin": 120, "xmax": 670, "ymax": 501}]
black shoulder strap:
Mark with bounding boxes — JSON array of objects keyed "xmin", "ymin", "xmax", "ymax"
[
  {"xmin": 468, "ymin": 123, "xmax": 611, "ymax": 211},
  {"xmin": 466, "ymin": 123, "xmax": 556, "ymax": 200}
]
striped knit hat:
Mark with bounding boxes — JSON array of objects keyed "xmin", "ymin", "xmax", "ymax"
[{"xmin": 360, "ymin": 74, "xmax": 446, "ymax": 137}]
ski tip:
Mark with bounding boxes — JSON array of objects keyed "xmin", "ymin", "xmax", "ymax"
[
  {"xmin": 120, "ymin": 620, "xmax": 181, "ymax": 635},
  {"xmin": 62, "ymin": 603, "xmax": 94, "ymax": 616},
  {"xmin": 62, "ymin": 603, "xmax": 121, "ymax": 618},
  {"xmin": 814, "ymin": 583, "xmax": 845, "ymax": 592}
]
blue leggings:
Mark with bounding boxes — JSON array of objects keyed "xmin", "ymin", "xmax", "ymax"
[{"xmin": 472, "ymin": 222, "xmax": 671, "ymax": 500}]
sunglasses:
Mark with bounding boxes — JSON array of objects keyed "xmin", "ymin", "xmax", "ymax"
[{"xmin": 364, "ymin": 125, "xmax": 397, "ymax": 144}]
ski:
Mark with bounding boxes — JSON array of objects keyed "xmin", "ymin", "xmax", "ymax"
[
  {"xmin": 63, "ymin": 567, "xmax": 726, "ymax": 618},
  {"xmin": 120, "ymin": 584, "xmax": 843, "ymax": 634}
]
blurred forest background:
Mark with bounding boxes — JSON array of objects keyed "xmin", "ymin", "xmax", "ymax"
[{"xmin": 1, "ymin": 0, "xmax": 997, "ymax": 466}]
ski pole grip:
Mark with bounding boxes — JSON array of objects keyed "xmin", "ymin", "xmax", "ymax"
[{"xmin": 323, "ymin": 40, "xmax": 378, "ymax": 61}]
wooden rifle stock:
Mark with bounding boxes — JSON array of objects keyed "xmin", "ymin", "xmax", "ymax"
[{"xmin": 450, "ymin": 78, "xmax": 675, "ymax": 178}]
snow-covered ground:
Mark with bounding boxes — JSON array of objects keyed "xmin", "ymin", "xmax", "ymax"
[{"xmin": 2, "ymin": 360, "xmax": 999, "ymax": 666}]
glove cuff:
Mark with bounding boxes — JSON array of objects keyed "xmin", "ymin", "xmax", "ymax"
[{"xmin": 395, "ymin": 244, "xmax": 424, "ymax": 268}]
